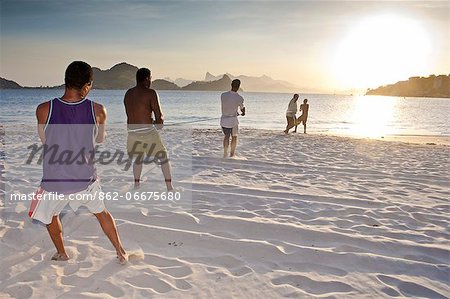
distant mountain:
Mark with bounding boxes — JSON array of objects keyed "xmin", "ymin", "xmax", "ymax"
[
  {"xmin": 163, "ymin": 77, "xmax": 194, "ymax": 88},
  {"xmin": 92, "ymin": 62, "xmax": 137, "ymax": 89},
  {"xmin": 0, "ymin": 77, "xmax": 22, "ymax": 89},
  {"xmin": 2, "ymin": 63, "xmax": 300, "ymax": 92},
  {"xmin": 174, "ymin": 78, "xmax": 194, "ymax": 87},
  {"xmin": 205, "ymin": 72, "xmax": 217, "ymax": 82},
  {"xmin": 366, "ymin": 75, "xmax": 450, "ymax": 98},
  {"xmin": 182, "ymin": 74, "xmax": 232, "ymax": 91},
  {"xmin": 152, "ymin": 79, "xmax": 180, "ymax": 90},
  {"xmin": 204, "ymin": 72, "xmax": 298, "ymax": 92}
]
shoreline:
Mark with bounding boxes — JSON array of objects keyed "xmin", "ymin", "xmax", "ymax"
[
  {"xmin": 2, "ymin": 123, "xmax": 449, "ymax": 146},
  {"xmin": 194, "ymin": 126, "xmax": 450, "ymax": 147}
]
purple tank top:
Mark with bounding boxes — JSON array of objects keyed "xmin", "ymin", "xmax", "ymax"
[{"xmin": 41, "ymin": 98, "xmax": 97, "ymax": 194}]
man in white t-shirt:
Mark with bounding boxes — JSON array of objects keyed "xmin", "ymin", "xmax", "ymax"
[{"xmin": 220, "ymin": 79, "xmax": 246, "ymax": 157}]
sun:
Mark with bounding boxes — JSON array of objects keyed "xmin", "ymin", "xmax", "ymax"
[{"xmin": 333, "ymin": 14, "xmax": 432, "ymax": 90}]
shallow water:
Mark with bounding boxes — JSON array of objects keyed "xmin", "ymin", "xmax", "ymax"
[{"xmin": 1, "ymin": 89, "xmax": 449, "ymax": 138}]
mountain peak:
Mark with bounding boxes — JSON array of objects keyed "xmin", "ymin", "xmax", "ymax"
[
  {"xmin": 205, "ymin": 72, "xmax": 216, "ymax": 81},
  {"xmin": 110, "ymin": 62, "xmax": 137, "ymax": 71}
]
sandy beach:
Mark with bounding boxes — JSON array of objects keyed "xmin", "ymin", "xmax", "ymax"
[{"xmin": 0, "ymin": 128, "xmax": 449, "ymax": 298}]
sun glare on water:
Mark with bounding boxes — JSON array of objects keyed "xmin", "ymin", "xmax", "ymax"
[
  {"xmin": 349, "ymin": 96, "xmax": 397, "ymax": 138},
  {"xmin": 333, "ymin": 14, "xmax": 432, "ymax": 89}
]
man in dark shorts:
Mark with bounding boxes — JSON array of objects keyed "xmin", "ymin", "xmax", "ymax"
[
  {"xmin": 124, "ymin": 68, "xmax": 173, "ymax": 190},
  {"xmin": 284, "ymin": 93, "xmax": 299, "ymax": 134},
  {"xmin": 220, "ymin": 79, "xmax": 246, "ymax": 158}
]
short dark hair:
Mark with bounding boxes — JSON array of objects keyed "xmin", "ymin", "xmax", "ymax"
[
  {"xmin": 65, "ymin": 61, "xmax": 93, "ymax": 90},
  {"xmin": 231, "ymin": 79, "xmax": 241, "ymax": 89},
  {"xmin": 136, "ymin": 68, "xmax": 151, "ymax": 83}
]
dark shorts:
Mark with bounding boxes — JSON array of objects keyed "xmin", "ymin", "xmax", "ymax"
[{"xmin": 222, "ymin": 126, "xmax": 238, "ymax": 136}]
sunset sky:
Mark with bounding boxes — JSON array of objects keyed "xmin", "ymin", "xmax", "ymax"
[{"xmin": 1, "ymin": 0, "xmax": 449, "ymax": 93}]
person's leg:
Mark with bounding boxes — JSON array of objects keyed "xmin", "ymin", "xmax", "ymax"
[
  {"xmin": 303, "ymin": 121, "xmax": 307, "ymax": 134},
  {"xmin": 128, "ymin": 136, "xmax": 143, "ymax": 188},
  {"xmin": 223, "ymin": 134, "xmax": 230, "ymax": 157},
  {"xmin": 285, "ymin": 116, "xmax": 290, "ymax": 133},
  {"xmin": 285, "ymin": 117, "xmax": 295, "ymax": 133},
  {"xmin": 47, "ymin": 215, "xmax": 69, "ymax": 260},
  {"xmin": 294, "ymin": 115, "xmax": 298, "ymax": 133},
  {"xmin": 160, "ymin": 159, "xmax": 173, "ymax": 191},
  {"xmin": 94, "ymin": 210, "xmax": 127, "ymax": 264},
  {"xmin": 133, "ymin": 159, "xmax": 143, "ymax": 188},
  {"xmin": 230, "ymin": 136, "xmax": 238, "ymax": 157},
  {"xmin": 285, "ymin": 116, "xmax": 295, "ymax": 133}
]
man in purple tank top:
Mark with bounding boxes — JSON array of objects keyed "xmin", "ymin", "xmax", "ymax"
[{"xmin": 31, "ymin": 61, "xmax": 127, "ymax": 263}]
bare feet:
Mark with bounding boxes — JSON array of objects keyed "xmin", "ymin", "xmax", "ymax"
[
  {"xmin": 117, "ymin": 249, "xmax": 128, "ymax": 265},
  {"xmin": 165, "ymin": 179, "xmax": 174, "ymax": 191},
  {"xmin": 134, "ymin": 179, "xmax": 140, "ymax": 189},
  {"xmin": 51, "ymin": 252, "xmax": 69, "ymax": 261}
]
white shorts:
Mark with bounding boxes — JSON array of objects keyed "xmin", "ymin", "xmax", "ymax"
[{"xmin": 29, "ymin": 180, "xmax": 105, "ymax": 225}]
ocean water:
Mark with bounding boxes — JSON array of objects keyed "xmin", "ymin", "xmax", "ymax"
[{"xmin": 1, "ymin": 89, "xmax": 449, "ymax": 137}]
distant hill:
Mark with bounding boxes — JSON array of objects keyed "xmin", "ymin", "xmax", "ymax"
[
  {"xmin": 182, "ymin": 75, "xmax": 232, "ymax": 91},
  {"xmin": 366, "ymin": 75, "xmax": 450, "ymax": 98},
  {"xmin": 0, "ymin": 77, "xmax": 22, "ymax": 89},
  {"xmin": 92, "ymin": 62, "xmax": 137, "ymax": 89},
  {"xmin": 152, "ymin": 79, "xmax": 180, "ymax": 90},
  {"xmin": 204, "ymin": 72, "xmax": 298, "ymax": 92},
  {"xmin": 2, "ymin": 63, "xmax": 300, "ymax": 92},
  {"xmin": 174, "ymin": 78, "xmax": 194, "ymax": 87}
]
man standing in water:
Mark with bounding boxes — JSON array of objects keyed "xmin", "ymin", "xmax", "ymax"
[
  {"xmin": 220, "ymin": 79, "xmax": 246, "ymax": 158},
  {"xmin": 124, "ymin": 68, "xmax": 173, "ymax": 190},
  {"xmin": 284, "ymin": 93, "xmax": 299, "ymax": 134},
  {"xmin": 30, "ymin": 61, "xmax": 127, "ymax": 263}
]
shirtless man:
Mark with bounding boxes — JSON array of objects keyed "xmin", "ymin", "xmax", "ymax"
[
  {"xmin": 297, "ymin": 98, "xmax": 309, "ymax": 134},
  {"xmin": 124, "ymin": 68, "xmax": 173, "ymax": 190}
]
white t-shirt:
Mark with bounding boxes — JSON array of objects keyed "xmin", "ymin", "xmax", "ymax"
[
  {"xmin": 220, "ymin": 91, "xmax": 244, "ymax": 128},
  {"xmin": 286, "ymin": 98, "xmax": 298, "ymax": 117}
]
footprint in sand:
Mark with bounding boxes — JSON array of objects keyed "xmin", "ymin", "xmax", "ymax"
[
  {"xmin": 92, "ymin": 280, "xmax": 126, "ymax": 298},
  {"xmin": 175, "ymin": 279, "xmax": 192, "ymax": 290},
  {"xmin": 230, "ymin": 265, "xmax": 253, "ymax": 277},
  {"xmin": 125, "ymin": 273, "xmax": 174, "ymax": 294},
  {"xmin": 3, "ymin": 284, "xmax": 33, "ymax": 299},
  {"xmin": 159, "ymin": 265, "xmax": 193, "ymax": 279},
  {"xmin": 143, "ymin": 254, "xmax": 184, "ymax": 267},
  {"xmin": 271, "ymin": 274, "xmax": 354, "ymax": 295},
  {"xmin": 377, "ymin": 275, "xmax": 447, "ymax": 299}
]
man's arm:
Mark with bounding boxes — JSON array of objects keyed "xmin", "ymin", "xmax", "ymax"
[
  {"xmin": 239, "ymin": 97, "xmax": 245, "ymax": 116},
  {"xmin": 36, "ymin": 102, "xmax": 50, "ymax": 144},
  {"xmin": 123, "ymin": 90, "xmax": 129, "ymax": 118},
  {"xmin": 150, "ymin": 90, "xmax": 164, "ymax": 126},
  {"xmin": 93, "ymin": 103, "xmax": 107, "ymax": 143}
]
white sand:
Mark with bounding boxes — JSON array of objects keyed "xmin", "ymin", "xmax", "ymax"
[{"xmin": 1, "ymin": 127, "xmax": 449, "ymax": 298}]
